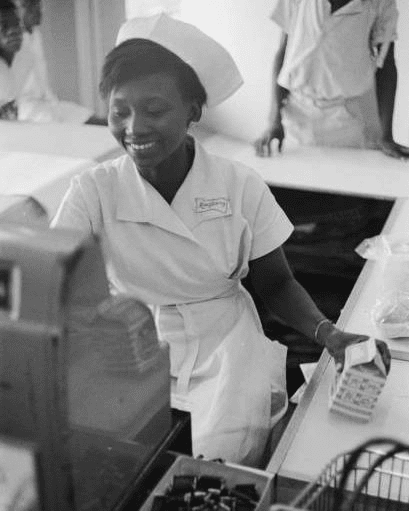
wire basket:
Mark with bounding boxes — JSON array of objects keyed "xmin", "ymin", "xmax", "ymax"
[{"xmin": 270, "ymin": 437, "xmax": 409, "ymax": 511}]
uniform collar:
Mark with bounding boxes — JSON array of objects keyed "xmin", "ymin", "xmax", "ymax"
[
  {"xmin": 116, "ymin": 155, "xmax": 149, "ymax": 222},
  {"xmin": 115, "ymin": 139, "xmax": 231, "ymax": 237},
  {"xmin": 330, "ymin": 0, "xmax": 363, "ymax": 16}
]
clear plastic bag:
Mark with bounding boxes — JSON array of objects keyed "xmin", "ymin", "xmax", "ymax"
[{"xmin": 356, "ymin": 235, "xmax": 409, "ymax": 338}]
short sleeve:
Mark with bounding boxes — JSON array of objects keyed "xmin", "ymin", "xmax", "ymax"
[
  {"xmin": 50, "ymin": 172, "xmax": 102, "ymax": 234},
  {"xmin": 270, "ymin": 0, "xmax": 298, "ymax": 33},
  {"xmin": 371, "ymin": 0, "xmax": 398, "ymax": 46},
  {"xmin": 242, "ymin": 175, "xmax": 293, "ymax": 261}
]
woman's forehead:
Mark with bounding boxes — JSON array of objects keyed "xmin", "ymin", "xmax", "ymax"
[{"xmin": 111, "ymin": 72, "xmax": 184, "ymax": 100}]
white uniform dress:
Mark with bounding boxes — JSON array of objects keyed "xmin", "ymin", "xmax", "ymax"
[
  {"xmin": 270, "ymin": 0, "xmax": 399, "ymax": 148},
  {"xmin": 51, "ymin": 139, "xmax": 293, "ymax": 467}
]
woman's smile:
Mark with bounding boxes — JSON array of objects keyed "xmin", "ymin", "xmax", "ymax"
[
  {"xmin": 125, "ymin": 140, "xmax": 158, "ymax": 157},
  {"xmin": 130, "ymin": 141, "xmax": 156, "ymax": 151}
]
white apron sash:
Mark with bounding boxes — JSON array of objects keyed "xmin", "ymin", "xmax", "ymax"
[{"xmin": 158, "ymin": 289, "xmax": 288, "ymax": 467}]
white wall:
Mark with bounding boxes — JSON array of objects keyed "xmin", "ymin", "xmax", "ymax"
[
  {"xmin": 179, "ymin": 0, "xmax": 281, "ymax": 143},
  {"xmin": 39, "ymin": 0, "xmax": 125, "ymax": 114},
  {"xmin": 74, "ymin": 0, "xmax": 126, "ymax": 115},
  {"xmin": 41, "ymin": 0, "xmax": 81, "ymax": 103},
  {"xmin": 179, "ymin": 0, "xmax": 409, "ymax": 145}
]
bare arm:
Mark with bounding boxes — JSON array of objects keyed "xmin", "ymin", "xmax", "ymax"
[
  {"xmin": 269, "ymin": 32, "xmax": 289, "ymax": 125},
  {"xmin": 376, "ymin": 42, "xmax": 397, "ymax": 142},
  {"xmin": 247, "ymin": 247, "xmax": 326, "ymax": 341},
  {"xmin": 376, "ymin": 42, "xmax": 409, "ymax": 159},
  {"xmin": 255, "ymin": 32, "xmax": 289, "ymax": 156},
  {"xmin": 247, "ymin": 247, "xmax": 391, "ymax": 370}
]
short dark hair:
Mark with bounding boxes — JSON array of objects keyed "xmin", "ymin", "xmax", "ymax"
[
  {"xmin": 0, "ymin": 0, "xmax": 18, "ymax": 12},
  {"xmin": 99, "ymin": 38, "xmax": 207, "ymax": 108}
]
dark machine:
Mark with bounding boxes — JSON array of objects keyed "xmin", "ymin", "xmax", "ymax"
[{"xmin": 0, "ymin": 223, "xmax": 174, "ymax": 511}]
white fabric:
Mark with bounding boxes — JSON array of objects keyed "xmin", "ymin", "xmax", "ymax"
[
  {"xmin": 270, "ymin": 0, "xmax": 397, "ymax": 148},
  {"xmin": 13, "ymin": 30, "xmax": 92, "ymax": 124},
  {"xmin": 270, "ymin": 0, "xmax": 398, "ymax": 100},
  {"xmin": 116, "ymin": 13, "xmax": 243, "ymax": 107},
  {"xmin": 19, "ymin": 30, "xmax": 54, "ymax": 101},
  {"xmin": 282, "ymin": 87, "xmax": 382, "ymax": 148},
  {"xmin": 125, "ymin": 0, "xmax": 181, "ymax": 18},
  {"xmin": 51, "ymin": 138, "xmax": 293, "ymax": 466}
]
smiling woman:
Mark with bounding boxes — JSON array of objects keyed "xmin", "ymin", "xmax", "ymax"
[{"xmin": 51, "ymin": 13, "xmax": 391, "ymax": 468}]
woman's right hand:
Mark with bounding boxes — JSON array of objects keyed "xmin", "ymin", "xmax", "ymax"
[
  {"xmin": 318, "ymin": 323, "xmax": 391, "ymax": 375},
  {"xmin": 254, "ymin": 120, "xmax": 285, "ymax": 157}
]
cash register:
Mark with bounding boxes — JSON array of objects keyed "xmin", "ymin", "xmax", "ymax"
[{"xmin": 0, "ymin": 223, "xmax": 181, "ymax": 511}]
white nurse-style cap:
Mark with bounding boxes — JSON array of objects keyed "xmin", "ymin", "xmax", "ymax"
[{"xmin": 115, "ymin": 13, "xmax": 243, "ymax": 108}]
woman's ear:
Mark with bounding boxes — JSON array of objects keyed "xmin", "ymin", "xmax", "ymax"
[{"xmin": 188, "ymin": 102, "xmax": 202, "ymax": 125}]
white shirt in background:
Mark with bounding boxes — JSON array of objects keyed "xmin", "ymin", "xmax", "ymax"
[
  {"xmin": 14, "ymin": 29, "xmax": 92, "ymax": 123},
  {"xmin": 271, "ymin": 0, "xmax": 398, "ymax": 101},
  {"xmin": 270, "ymin": 0, "xmax": 399, "ymax": 148}
]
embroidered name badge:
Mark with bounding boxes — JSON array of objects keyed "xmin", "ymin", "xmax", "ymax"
[{"xmin": 194, "ymin": 197, "xmax": 231, "ymax": 214}]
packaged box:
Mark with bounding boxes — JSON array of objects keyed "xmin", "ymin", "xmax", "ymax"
[
  {"xmin": 139, "ymin": 455, "xmax": 274, "ymax": 511},
  {"xmin": 329, "ymin": 338, "xmax": 387, "ymax": 422}
]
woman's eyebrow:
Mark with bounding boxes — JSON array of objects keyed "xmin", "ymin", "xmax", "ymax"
[
  {"xmin": 110, "ymin": 96, "xmax": 126, "ymax": 102},
  {"xmin": 145, "ymin": 97, "xmax": 171, "ymax": 105}
]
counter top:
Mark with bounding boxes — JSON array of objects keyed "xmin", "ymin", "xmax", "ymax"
[
  {"xmin": 0, "ymin": 121, "xmax": 122, "ymax": 162},
  {"xmin": 273, "ymin": 357, "xmax": 409, "ymax": 482},
  {"xmin": 0, "ymin": 122, "xmax": 122, "ymax": 220},
  {"xmin": 2, "ymin": 122, "xmax": 407, "ymax": 199},
  {"xmin": 0, "ymin": 151, "xmax": 94, "ymax": 219},
  {"xmin": 191, "ymin": 126, "xmax": 409, "ymax": 199},
  {"xmin": 342, "ymin": 198, "xmax": 409, "ymax": 361}
]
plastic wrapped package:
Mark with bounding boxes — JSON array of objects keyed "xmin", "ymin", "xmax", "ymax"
[
  {"xmin": 356, "ymin": 235, "xmax": 409, "ymax": 339},
  {"xmin": 372, "ymin": 293, "xmax": 409, "ymax": 339}
]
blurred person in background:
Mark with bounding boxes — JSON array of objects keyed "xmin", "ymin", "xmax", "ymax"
[
  {"xmin": 255, "ymin": 0, "xmax": 409, "ymax": 160},
  {"xmin": 0, "ymin": 0, "xmax": 23, "ymax": 119},
  {"xmin": 12, "ymin": 0, "xmax": 106, "ymax": 124}
]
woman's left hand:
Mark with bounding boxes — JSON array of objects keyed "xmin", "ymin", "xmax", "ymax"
[{"xmin": 318, "ymin": 322, "xmax": 391, "ymax": 374}]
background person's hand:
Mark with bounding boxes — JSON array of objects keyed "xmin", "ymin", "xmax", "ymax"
[
  {"xmin": 379, "ymin": 138, "xmax": 409, "ymax": 160},
  {"xmin": 254, "ymin": 121, "xmax": 285, "ymax": 157},
  {"xmin": 317, "ymin": 322, "xmax": 391, "ymax": 374}
]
